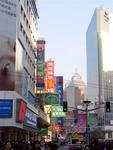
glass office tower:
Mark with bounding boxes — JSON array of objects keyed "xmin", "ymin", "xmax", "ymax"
[{"xmin": 86, "ymin": 7, "xmax": 113, "ymax": 139}]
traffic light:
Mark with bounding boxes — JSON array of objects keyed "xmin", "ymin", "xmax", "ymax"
[
  {"xmin": 63, "ymin": 101, "xmax": 68, "ymax": 112},
  {"xmin": 106, "ymin": 101, "xmax": 110, "ymax": 112}
]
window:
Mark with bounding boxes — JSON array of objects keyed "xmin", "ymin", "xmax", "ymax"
[
  {"xmin": 23, "ymin": 30, "xmax": 25, "ymax": 36},
  {"xmin": 21, "ymin": 6, "xmax": 23, "ymax": 14},
  {"xmin": 20, "ymin": 23, "xmax": 23, "ymax": 31},
  {"xmin": 24, "ymin": 13, "xmax": 26, "ymax": 21}
]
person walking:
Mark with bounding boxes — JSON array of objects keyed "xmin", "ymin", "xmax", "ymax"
[
  {"xmin": 31, "ymin": 141, "xmax": 41, "ymax": 150},
  {"xmin": 4, "ymin": 141, "xmax": 13, "ymax": 150}
]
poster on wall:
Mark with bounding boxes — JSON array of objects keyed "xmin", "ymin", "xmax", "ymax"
[{"xmin": 0, "ymin": 0, "xmax": 17, "ymax": 90}]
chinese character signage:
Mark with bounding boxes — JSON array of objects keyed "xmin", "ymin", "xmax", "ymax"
[
  {"xmin": 51, "ymin": 112, "xmax": 66, "ymax": 117},
  {"xmin": 88, "ymin": 113, "xmax": 98, "ymax": 127},
  {"xmin": 24, "ymin": 108, "xmax": 37, "ymax": 128},
  {"xmin": 0, "ymin": 100, "xmax": 13, "ymax": 118},
  {"xmin": 52, "ymin": 106, "xmax": 63, "ymax": 112},
  {"xmin": 55, "ymin": 76, "xmax": 63, "ymax": 105},
  {"xmin": 45, "ymin": 60, "xmax": 55, "ymax": 93},
  {"xmin": 36, "ymin": 39, "xmax": 45, "ymax": 91}
]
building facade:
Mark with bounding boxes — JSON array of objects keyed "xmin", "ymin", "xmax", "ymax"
[
  {"xmin": 0, "ymin": 0, "xmax": 49, "ymax": 141},
  {"xmin": 86, "ymin": 7, "xmax": 113, "ymax": 138}
]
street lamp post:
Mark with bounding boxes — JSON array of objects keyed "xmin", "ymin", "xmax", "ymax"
[{"xmin": 83, "ymin": 100, "xmax": 91, "ymax": 146}]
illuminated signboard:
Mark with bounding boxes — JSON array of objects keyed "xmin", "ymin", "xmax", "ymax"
[
  {"xmin": 0, "ymin": 100, "xmax": 13, "ymax": 118},
  {"xmin": 45, "ymin": 60, "xmax": 55, "ymax": 93},
  {"xmin": 36, "ymin": 40, "xmax": 45, "ymax": 90},
  {"xmin": 51, "ymin": 112, "xmax": 66, "ymax": 118},
  {"xmin": 52, "ymin": 106, "xmax": 63, "ymax": 112},
  {"xmin": 44, "ymin": 93, "xmax": 59, "ymax": 105},
  {"xmin": 55, "ymin": 76, "xmax": 63, "ymax": 105},
  {"xmin": 16, "ymin": 99, "xmax": 27, "ymax": 123}
]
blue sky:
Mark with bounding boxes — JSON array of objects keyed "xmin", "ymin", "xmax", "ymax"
[{"xmin": 37, "ymin": 0, "xmax": 113, "ymax": 84}]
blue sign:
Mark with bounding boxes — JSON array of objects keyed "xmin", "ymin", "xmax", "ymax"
[
  {"xmin": 24, "ymin": 108, "xmax": 37, "ymax": 128},
  {"xmin": 56, "ymin": 117, "xmax": 63, "ymax": 126},
  {"xmin": 0, "ymin": 100, "xmax": 13, "ymax": 117},
  {"xmin": 55, "ymin": 76, "xmax": 63, "ymax": 105}
]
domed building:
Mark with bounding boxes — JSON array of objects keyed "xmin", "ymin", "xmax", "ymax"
[{"xmin": 64, "ymin": 72, "xmax": 86, "ymax": 108}]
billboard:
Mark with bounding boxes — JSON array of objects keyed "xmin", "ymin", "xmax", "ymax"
[
  {"xmin": 45, "ymin": 60, "xmax": 55, "ymax": 93},
  {"xmin": 77, "ymin": 114, "xmax": 87, "ymax": 133},
  {"xmin": 0, "ymin": 0, "xmax": 17, "ymax": 90},
  {"xmin": 36, "ymin": 40, "xmax": 45, "ymax": 91},
  {"xmin": 55, "ymin": 76, "xmax": 63, "ymax": 105},
  {"xmin": 0, "ymin": 100, "xmax": 13, "ymax": 118}
]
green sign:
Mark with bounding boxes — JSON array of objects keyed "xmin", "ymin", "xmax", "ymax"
[
  {"xmin": 52, "ymin": 106, "xmax": 63, "ymax": 112},
  {"xmin": 51, "ymin": 111, "xmax": 66, "ymax": 117},
  {"xmin": 38, "ymin": 128, "xmax": 48, "ymax": 136},
  {"xmin": 88, "ymin": 113, "xmax": 98, "ymax": 127},
  {"xmin": 44, "ymin": 93, "xmax": 59, "ymax": 105}
]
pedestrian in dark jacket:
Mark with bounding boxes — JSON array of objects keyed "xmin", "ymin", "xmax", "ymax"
[{"xmin": 31, "ymin": 141, "xmax": 41, "ymax": 150}]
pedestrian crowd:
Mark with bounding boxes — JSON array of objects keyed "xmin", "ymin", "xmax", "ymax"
[
  {"xmin": 0, "ymin": 139, "xmax": 59, "ymax": 150},
  {"xmin": 1, "ymin": 138, "xmax": 113, "ymax": 150},
  {"xmin": 89, "ymin": 139, "xmax": 113, "ymax": 150}
]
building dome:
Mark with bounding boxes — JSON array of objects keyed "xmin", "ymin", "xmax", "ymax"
[{"xmin": 71, "ymin": 72, "xmax": 86, "ymax": 97}]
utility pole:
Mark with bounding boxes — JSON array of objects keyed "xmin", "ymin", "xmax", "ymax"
[{"xmin": 83, "ymin": 100, "xmax": 91, "ymax": 146}]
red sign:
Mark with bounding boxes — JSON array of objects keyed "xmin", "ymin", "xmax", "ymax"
[
  {"xmin": 45, "ymin": 60, "xmax": 55, "ymax": 92},
  {"xmin": 16, "ymin": 99, "xmax": 27, "ymax": 123}
]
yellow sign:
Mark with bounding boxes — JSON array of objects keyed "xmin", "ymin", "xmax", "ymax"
[{"xmin": 71, "ymin": 132, "xmax": 84, "ymax": 141}]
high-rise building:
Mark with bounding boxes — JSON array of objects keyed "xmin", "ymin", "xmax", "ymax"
[
  {"xmin": 0, "ymin": 0, "xmax": 49, "ymax": 141},
  {"xmin": 86, "ymin": 7, "xmax": 113, "ymax": 138},
  {"xmin": 64, "ymin": 72, "xmax": 86, "ymax": 108}
]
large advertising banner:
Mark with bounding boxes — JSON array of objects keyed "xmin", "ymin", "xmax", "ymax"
[
  {"xmin": 36, "ymin": 40, "xmax": 45, "ymax": 91},
  {"xmin": 77, "ymin": 114, "xmax": 87, "ymax": 133},
  {"xmin": 0, "ymin": 0, "xmax": 17, "ymax": 90},
  {"xmin": 55, "ymin": 76, "xmax": 63, "ymax": 105},
  {"xmin": 46, "ymin": 60, "xmax": 55, "ymax": 93}
]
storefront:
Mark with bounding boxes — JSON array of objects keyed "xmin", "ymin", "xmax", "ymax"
[
  {"xmin": 23, "ymin": 108, "xmax": 38, "ymax": 141},
  {"xmin": 0, "ymin": 98, "xmax": 39, "ymax": 141}
]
